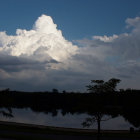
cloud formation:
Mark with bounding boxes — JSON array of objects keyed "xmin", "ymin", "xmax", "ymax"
[
  {"xmin": 76, "ymin": 16, "xmax": 140, "ymax": 89},
  {"xmin": 0, "ymin": 15, "xmax": 140, "ymax": 91},
  {"xmin": 0, "ymin": 15, "xmax": 78, "ymax": 62}
]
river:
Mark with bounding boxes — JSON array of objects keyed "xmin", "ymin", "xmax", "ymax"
[{"xmin": 0, "ymin": 108, "xmax": 136, "ymax": 130}]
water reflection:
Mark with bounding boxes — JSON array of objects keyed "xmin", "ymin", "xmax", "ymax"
[{"xmin": 0, "ymin": 108, "xmax": 136, "ymax": 130}]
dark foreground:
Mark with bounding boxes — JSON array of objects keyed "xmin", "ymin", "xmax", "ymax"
[
  {"xmin": 0, "ymin": 121, "xmax": 140, "ymax": 140},
  {"xmin": 0, "ymin": 132, "xmax": 140, "ymax": 140}
]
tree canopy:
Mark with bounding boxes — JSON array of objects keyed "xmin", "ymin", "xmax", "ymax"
[{"xmin": 86, "ymin": 78, "xmax": 121, "ymax": 93}]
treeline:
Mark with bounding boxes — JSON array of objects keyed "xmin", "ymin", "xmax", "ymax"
[{"xmin": 0, "ymin": 89, "xmax": 140, "ymax": 110}]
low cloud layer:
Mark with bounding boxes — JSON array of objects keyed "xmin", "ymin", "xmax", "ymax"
[{"xmin": 0, "ymin": 15, "xmax": 140, "ymax": 91}]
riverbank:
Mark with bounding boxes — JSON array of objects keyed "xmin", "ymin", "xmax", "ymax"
[{"xmin": 0, "ymin": 121, "xmax": 140, "ymax": 140}]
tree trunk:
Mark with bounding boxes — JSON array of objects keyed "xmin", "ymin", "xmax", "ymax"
[{"xmin": 97, "ymin": 119, "xmax": 100, "ymax": 140}]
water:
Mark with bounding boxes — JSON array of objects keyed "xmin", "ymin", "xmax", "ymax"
[{"xmin": 0, "ymin": 108, "xmax": 136, "ymax": 130}]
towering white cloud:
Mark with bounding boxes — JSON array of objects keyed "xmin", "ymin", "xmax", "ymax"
[{"xmin": 0, "ymin": 14, "xmax": 78, "ymax": 62}]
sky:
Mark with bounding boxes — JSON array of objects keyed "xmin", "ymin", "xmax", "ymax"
[{"xmin": 0, "ymin": 0, "xmax": 140, "ymax": 91}]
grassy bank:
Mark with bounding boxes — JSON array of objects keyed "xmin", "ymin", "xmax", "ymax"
[{"xmin": 0, "ymin": 121, "xmax": 140, "ymax": 140}]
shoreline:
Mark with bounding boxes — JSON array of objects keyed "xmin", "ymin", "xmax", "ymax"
[
  {"xmin": 0, "ymin": 121, "xmax": 140, "ymax": 140},
  {"xmin": 0, "ymin": 120, "xmax": 137, "ymax": 133}
]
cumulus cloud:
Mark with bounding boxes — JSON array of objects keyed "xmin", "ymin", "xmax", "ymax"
[
  {"xmin": 0, "ymin": 14, "xmax": 78, "ymax": 62},
  {"xmin": 93, "ymin": 35, "xmax": 118, "ymax": 42},
  {"xmin": 126, "ymin": 17, "xmax": 140, "ymax": 32},
  {"xmin": 0, "ymin": 15, "xmax": 140, "ymax": 91},
  {"xmin": 0, "ymin": 14, "xmax": 79, "ymax": 91}
]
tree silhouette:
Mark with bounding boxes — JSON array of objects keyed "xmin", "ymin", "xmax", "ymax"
[
  {"xmin": 0, "ymin": 88, "xmax": 13, "ymax": 118},
  {"xmin": 86, "ymin": 78, "xmax": 121, "ymax": 94},
  {"xmin": 52, "ymin": 88, "xmax": 59, "ymax": 93},
  {"xmin": 82, "ymin": 78, "xmax": 121, "ymax": 140},
  {"xmin": 82, "ymin": 111, "xmax": 112, "ymax": 140},
  {"xmin": 0, "ymin": 108, "xmax": 13, "ymax": 118}
]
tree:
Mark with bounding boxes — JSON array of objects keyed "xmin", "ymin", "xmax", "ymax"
[
  {"xmin": 0, "ymin": 108, "xmax": 13, "ymax": 118},
  {"xmin": 83, "ymin": 78, "xmax": 121, "ymax": 140},
  {"xmin": 82, "ymin": 111, "xmax": 111, "ymax": 140},
  {"xmin": 52, "ymin": 88, "xmax": 59, "ymax": 93},
  {"xmin": 86, "ymin": 78, "xmax": 121, "ymax": 94}
]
